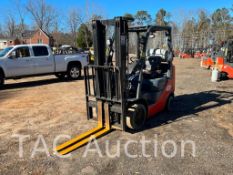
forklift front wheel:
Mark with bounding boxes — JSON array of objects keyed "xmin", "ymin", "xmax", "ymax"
[
  {"xmin": 166, "ymin": 94, "xmax": 174, "ymax": 112},
  {"xmin": 126, "ymin": 104, "xmax": 147, "ymax": 130}
]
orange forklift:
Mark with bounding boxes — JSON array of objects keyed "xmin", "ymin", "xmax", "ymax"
[
  {"xmin": 215, "ymin": 39, "xmax": 233, "ymax": 79},
  {"xmin": 179, "ymin": 48, "xmax": 193, "ymax": 59},
  {"xmin": 56, "ymin": 17, "xmax": 175, "ymax": 155},
  {"xmin": 201, "ymin": 44, "xmax": 221, "ymax": 69}
]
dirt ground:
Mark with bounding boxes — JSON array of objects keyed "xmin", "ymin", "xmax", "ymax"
[{"xmin": 0, "ymin": 58, "xmax": 233, "ymax": 175}]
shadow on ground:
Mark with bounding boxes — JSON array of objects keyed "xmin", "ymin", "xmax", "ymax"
[
  {"xmin": 144, "ymin": 90, "xmax": 233, "ymax": 130},
  {"xmin": 0, "ymin": 91, "xmax": 20, "ymax": 103},
  {"xmin": 0, "ymin": 76, "xmax": 84, "ymax": 91}
]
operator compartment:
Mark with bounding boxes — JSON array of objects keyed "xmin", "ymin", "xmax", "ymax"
[{"xmin": 128, "ymin": 29, "xmax": 174, "ymax": 105}]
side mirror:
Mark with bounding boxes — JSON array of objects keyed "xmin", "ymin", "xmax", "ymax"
[{"xmin": 8, "ymin": 51, "xmax": 17, "ymax": 59}]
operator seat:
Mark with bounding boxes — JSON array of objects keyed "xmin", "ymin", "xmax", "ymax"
[
  {"xmin": 142, "ymin": 56, "xmax": 167, "ymax": 91},
  {"xmin": 142, "ymin": 56, "xmax": 167, "ymax": 104},
  {"xmin": 144, "ymin": 56, "xmax": 162, "ymax": 77},
  {"xmin": 145, "ymin": 48, "xmax": 173, "ymax": 76},
  {"xmin": 142, "ymin": 48, "xmax": 172, "ymax": 105},
  {"xmin": 155, "ymin": 48, "xmax": 173, "ymax": 78}
]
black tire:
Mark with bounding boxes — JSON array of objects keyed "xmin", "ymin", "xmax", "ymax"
[
  {"xmin": 220, "ymin": 72, "xmax": 228, "ymax": 80},
  {"xmin": 55, "ymin": 73, "xmax": 66, "ymax": 80},
  {"xmin": 67, "ymin": 64, "xmax": 82, "ymax": 80},
  {"xmin": 166, "ymin": 94, "xmax": 174, "ymax": 112},
  {"xmin": 126, "ymin": 104, "xmax": 147, "ymax": 130},
  {"xmin": 0, "ymin": 72, "xmax": 4, "ymax": 88}
]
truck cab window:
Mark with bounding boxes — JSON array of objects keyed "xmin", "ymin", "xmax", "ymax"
[
  {"xmin": 15, "ymin": 47, "xmax": 30, "ymax": 58},
  {"xmin": 32, "ymin": 46, "xmax": 49, "ymax": 57}
]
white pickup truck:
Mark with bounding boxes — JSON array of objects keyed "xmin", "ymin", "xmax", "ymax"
[{"xmin": 0, "ymin": 44, "xmax": 89, "ymax": 86}]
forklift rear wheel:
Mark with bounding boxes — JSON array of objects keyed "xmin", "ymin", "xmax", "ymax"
[
  {"xmin": 220, "ymin": 72, "xmax": 228, "ymax": 80},
  {"xmin": 126, "ymin": 104, "xmax": 147, "ymax": 130},
  {"xmin": 166, "ymin": 94, "xmax": 174, "ymax": 112}
]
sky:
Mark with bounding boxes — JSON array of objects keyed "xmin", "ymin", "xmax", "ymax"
[{"xmin": 0, "ymin": 0, "xmax": 232, "ymax": 27}]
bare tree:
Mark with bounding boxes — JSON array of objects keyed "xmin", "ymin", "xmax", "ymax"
[
  {"xmin": 6, "ymin": 14, "xmax": 16, "ymax": 37},
  {"xmin": 0, "ymin": 23, "xmax": 5, "ymax": 37},
  {"xmin": 211, "ymin": 8, "xmax": 232, "ymax": 42},
  {"xmin": 14, "ymin": 0, "xmax": 26, "ymax": 33},
  {"xmin": 67, "ymin": 9, "xmax": 83, "ymax": 46},
  {"xmin": 26, "ymin": 0, "xmax": 57, "ymax": 32},
  {"xmin": 84, "ymin": 0, "xmax": 105, "ymax": 21}
]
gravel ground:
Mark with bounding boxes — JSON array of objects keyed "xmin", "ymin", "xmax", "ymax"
[{"xmin": 0, "ymin": 58, "xmax": 232, "ymax": 175}]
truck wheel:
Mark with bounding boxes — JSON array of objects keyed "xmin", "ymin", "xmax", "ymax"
[
  {"xmin": 67, "ymin": 64, "xmax": 82, "ymax": 80},
  {"xmin": 0, "ymin": 72, "xmax": 5, "ymax": 88},
  {"xmin": 166, "ymin": 94, "xmax": 174, "ymax": 112},
  {"xmin": 126, "ymin": 104, "xmax": 147, "ymax": 130}
]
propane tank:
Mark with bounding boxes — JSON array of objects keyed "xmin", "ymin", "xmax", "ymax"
[
  {"xmin": 200, "ymin": 58, "xmax": 203, "ymax": 67},
  {"xmin": 211, "ymin": 67, "xmax": 220, "ymax": 82}
]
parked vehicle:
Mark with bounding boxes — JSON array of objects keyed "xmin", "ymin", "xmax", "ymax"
[
  {"xmin": 179, "ymin": 48, "xmax": 194, "ymax": 59},
  {"xmin": 194, "ymin": 49, "xmax": 207, "ymax": 59},
  {"xmin": 0, "ymin": 44, "xmax": 89, "ymax": 86},
  {"xmin": 201, "ymin": 57, "xmax": 214, "ymax": 69},
  {"xmin": 215, "ymin": 39, "xmax": 233, "ymax": 79},
  {"xmin": 200, "ymin": 45, "xmax": 221, "ymax": 69}
]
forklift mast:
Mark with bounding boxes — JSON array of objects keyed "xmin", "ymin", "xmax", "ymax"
[
  {"xmin": 224, "ymin": 40, "xmax": 233, "ymax": 64},
  {"xmin": 84, "ymin": 17, "xmax": 130, "ymax": 131},
  {"xmin": 56, "ymin": 18, "xmax": 131, "ymax": 155}
]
